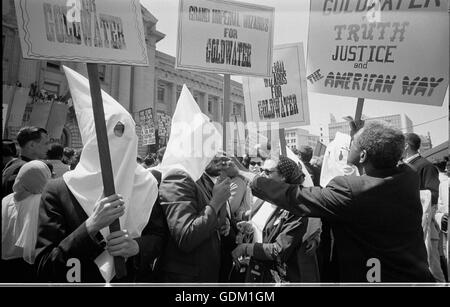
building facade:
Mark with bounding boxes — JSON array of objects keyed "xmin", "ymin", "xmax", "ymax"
[
  {"xmin": 2, "ymin": 1, "xmax": 245, "ymax": 157},
  {"xmin": 284, "ymin": 127, "xmax": 320, "ymax": 151},
  {"xmin": 328, "ymin": 114, "xmax": 414, "ymax": 142}
]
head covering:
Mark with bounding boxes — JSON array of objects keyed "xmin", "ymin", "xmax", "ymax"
[
  {"xmin": 2, "ymin": 160, "xmax": 51, "ymax": 263},
  {"xmin": 62, "ymin": 66, "xmax": 158, "ymax": 282},
  {"xmin": 159, "ymin": 85, "xmax": 221, "ymax": 181},
  {"xmin": 13, "ymin": 160, "xmax": 51, "ymax": 201},
  {"xmin": 276, "ymin": 156, "xmax": 305, "ymax": 184}
]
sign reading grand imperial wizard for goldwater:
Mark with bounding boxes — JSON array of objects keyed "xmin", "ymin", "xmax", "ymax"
[
  {"xmin": 14, "ymin": 0, "xmax": 148, "ymax": 65},
  {"xmin": 306, "ymin": 0, "xmax": 449, "ymax": 106},
  {"xmin": 176, "ymin": 0, "xmax": 275, "ymax": 77}
]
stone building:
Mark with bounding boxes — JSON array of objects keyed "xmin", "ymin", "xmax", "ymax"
[{"xmin": 2, "ymin": 0, "xmax": 245, "ymax": 157}]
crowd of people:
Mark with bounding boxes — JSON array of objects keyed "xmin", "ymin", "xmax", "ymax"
[{"xmin": 1, "ymin": 121, "xmax": 448, "ymax": 283}]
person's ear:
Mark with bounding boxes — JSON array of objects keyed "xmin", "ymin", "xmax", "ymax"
[{"xmin": 359, "ymin": 149, "xmax": 367, "ymax": 164}]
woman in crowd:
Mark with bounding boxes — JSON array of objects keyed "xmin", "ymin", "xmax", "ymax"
[
  {"xmin": 1, "ymin": 160, "xmax": 52, "ymax": 282},
  {"xmin": 231, "ymin": 156, "xmax": 317, "ymax": 282}
]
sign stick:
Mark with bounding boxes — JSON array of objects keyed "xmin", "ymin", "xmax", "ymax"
[
  {"xmin": 355, "ymin": 98, "xmax": 365, "ymax": 122},
  {"xmin": 223, "ymin": 74, "xmax": 231, "ymax": 153},
  {"xmin": 279, "ymin": 128, "xmax": 287, "ymax": 156},
  {"xmin": 86, "ymin": 63, "xmax": 127, "ymax": 278}
]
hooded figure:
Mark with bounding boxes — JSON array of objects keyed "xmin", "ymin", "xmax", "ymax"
[
  {"xmin": 156, "ymin": 85, "xmax": 231, "ymax": 282},
  {"xmin": 2, "ymin": 161, "xmax": 51, "ymax": 265},
  {"xmin": 35, "ymin": 66, "xmax": 163, "ymax": 283}
]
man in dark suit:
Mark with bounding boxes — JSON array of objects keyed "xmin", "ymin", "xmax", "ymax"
[
  {"xmin": 404, "ymin": 133, "xmax": 440, "ymax": 205},
  {"xmin": 2, "ymin": 126, "xmax": 49, "ymax": 198},
  {"xmin": 404, "ymin": 133, "xmax": 444, "ymax": 282},
  {"xmin": 157, "ymin": 167, "xmax": 231, "ymax": 282},
  {"xmin": 250, "ymin": 122, "xmax": 434, "ymax": 282},
  {"xmin": 197, "ymin": 155, "xmax": 237, "ymax": 282},
  {"xmin": 35, "ymin": 179, "xmax": 167, "ymax": 283},
  {"xmin": 298, "ymin": 145, "xmax": 321, "ymax": 187}
]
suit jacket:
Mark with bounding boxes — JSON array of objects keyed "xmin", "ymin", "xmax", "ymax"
[
  {"xmin": 251, "ymin": 164, "xmax": 435, "ymax": 282},
  {"xmin": 157, "ymin": 169, "xmax": 221, "ymax": 282},
  {"xmin": 251, "ymin": 203, "xmax": 309, "ymax": 282},
  {"xmin": 408, "ymin": 155, "xmax": 440, "ymax": 205},
  {"xmin": 196, "ymin": 173, "xmax": 238, "ymax": 282},
  {"xmin": 35, "ymin": 178, "xmax": 166, "ymax": 283}
]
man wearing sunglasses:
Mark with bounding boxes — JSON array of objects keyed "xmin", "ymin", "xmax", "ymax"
[{"xmin": 251, "ymin": 122, "xmax": 435, "ymax": 282}]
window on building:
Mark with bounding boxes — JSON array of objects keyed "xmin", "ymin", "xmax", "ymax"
[
  {"xmin": 46, "ymin": 61, "xmax": 61, "ymax": 71},
  {"xmin": 235, "ymin": 104, "xmax": 242, "ymax": 117},
  {"xmin": 208, "ymin": 99, "xmax": 213, "ymax": 114},
  {"xmin": 43, "ymin": 81, "xmax": 60, "ymax": 96},
  {"xmin": 98, "ymin": 65, "xmax": 106, "ymax": 81},
  {"xmin": 157, "ymin": 82, "xmax": 165, "ymax": 103}
]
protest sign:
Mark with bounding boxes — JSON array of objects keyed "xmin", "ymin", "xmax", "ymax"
[
  {"xmin": 176, "ymin": 0, "xmax": 275, "ymax": 77},
  {"xmin": 243, "ymin": 43, "xmax": 310, "ymax": 129},
  {"xmin": 306, "ymin": 0, "xmax": 448, "ymax": 106},
  {"xmin": 136, "ymin": 108, "xmax": 156, "ymax": 146},
  {"xmin": 14, "ymin": 0, "xmax": 148, "ymax": 65},
  {"xmin": 13, "ymin": 0, "xmax": 150, "ymax": 277}
]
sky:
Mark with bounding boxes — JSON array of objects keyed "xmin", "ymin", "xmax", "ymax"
[{"xmin": 141, "ymin": 0, "xmax": 448, "ymax": 146}]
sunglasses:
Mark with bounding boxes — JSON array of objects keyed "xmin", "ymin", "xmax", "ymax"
[{"xmin": 249, "ymin": 161, "xmax": 261, "ymax": 166}]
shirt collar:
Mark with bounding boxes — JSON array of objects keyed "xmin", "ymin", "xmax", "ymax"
[
  {"xmin": 405, "ymin": 153, "xmax": 420, "ymax": 164},
  {"xmin": 205, "ymin": 173, "xmax": 217, "ymax": 184}
]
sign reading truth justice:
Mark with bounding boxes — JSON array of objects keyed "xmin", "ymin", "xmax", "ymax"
[
  {"xmin": 176, "ymin": 0, "xmax": 275, "ymax": 77},
  {"xmin": 14, "ymin": 0, "xmax": 148, "ymax": 65},
  {"xmin": 306, "ymin": 0, "xmax": 449, "ymax": 106}
]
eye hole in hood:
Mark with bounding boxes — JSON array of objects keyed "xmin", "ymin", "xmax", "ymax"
[{"xmin": 114, "ymin": 121, "xmax": 125, "ymax": 137}]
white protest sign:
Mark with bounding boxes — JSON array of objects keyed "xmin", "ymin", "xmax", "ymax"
[
  {"xmin": 306, "ymin": 0, "xmax": 448, "ymax": 106},
  {"xmin": 176, "ymin": 0, "xmax": 275, "ymax": 77},
  {"xmin": 14, "ymin": 0, "xmax": 149, "ymax": 66},
  {"xmin": 243, "ymin": 43, "xmax": 310, "ymax": 129}
]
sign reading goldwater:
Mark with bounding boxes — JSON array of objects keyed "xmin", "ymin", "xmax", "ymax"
[
  {"xmin": 14, "ymin": 0, "xmax": 148, "ymax": 65},
  {"xmin": 243, "ymin": 43, "xmax": 310, "ymax": 129},
  {"xmin": 176, "ymin": 0, "xmax": 275, "ymax": 77},
  {"xmin": 306, "ymin": 0, "xmax": 448, "ymax": 106}
]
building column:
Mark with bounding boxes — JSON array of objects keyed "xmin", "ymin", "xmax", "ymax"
[
  {"xmin": 118, "ymin": 66, "xmax": 131, "ymax": 112},
  {"xmin": 203, "ymin": 93, "xmax": 209, "ymax": 115},
  {"xmin": 170, "ymin": 82, "xmax": 177, "ymax": 115}
]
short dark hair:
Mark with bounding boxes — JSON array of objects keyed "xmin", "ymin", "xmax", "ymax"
[
  {"xmin": 47, "ymin": 143, "xmax": 64, "ymax": 159},
  {"xmin": 63, "ymin": 147, "xmax": 75, "ymax": 158},
  {"xmin": 16, "ymin": 126, "xmax": 47, "ymax": 148},
  {"xmin": 405, "ymin": 133, "xmax": 421, "ymax": 151},
  {"xmin": 356, "ymin": 122, "xmax": 405, "ymax": 169},
  {"xmin": 144, "ymin": 155, "xmax": 155, "ymax": 166},
  {"xmin": 298, "ymin": 145, "xmax": 313, "ymax": 162},
  {"xmin": 2, "ymin": 139, "xmax": 17, "ymax": 157},
  {"xmin": 434, "ymin": 160, "xmax": 447, "ymax": 172}
]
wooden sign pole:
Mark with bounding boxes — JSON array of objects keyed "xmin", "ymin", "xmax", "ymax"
[
  {"xmin": 279, "ymin": 128, "xmax": 287, "ymax": 156},
  {"xmin": 355, "ymin": 97, "xmax": 364, "ymax": 122},
  {"xmin": 223, "ymin": 74, "xmax": 231, "ymax": 153},
  {"xmin": 86, "ymin": 63, "xmax": 127, "ymax": 278},
  {"xmin": 351, "ymin": 97, "xmax": 365, "ymax": 138}
]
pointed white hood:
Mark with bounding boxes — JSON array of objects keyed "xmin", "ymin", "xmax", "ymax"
[
  {"xmin": 159, "ymin": 85, "xmax": 221, "ymax": 181},
  {"xmin": 62, "ymin": 66, "xmax": 158, "ymax": 282}
]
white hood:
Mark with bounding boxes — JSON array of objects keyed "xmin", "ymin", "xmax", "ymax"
[
  {"xmin": 159, "ymin": 85, "xmax": 221, "ymax": 181},
  {"xmin": 62, "ymin": 66, "xmax": 158, "ymax": 282}
]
